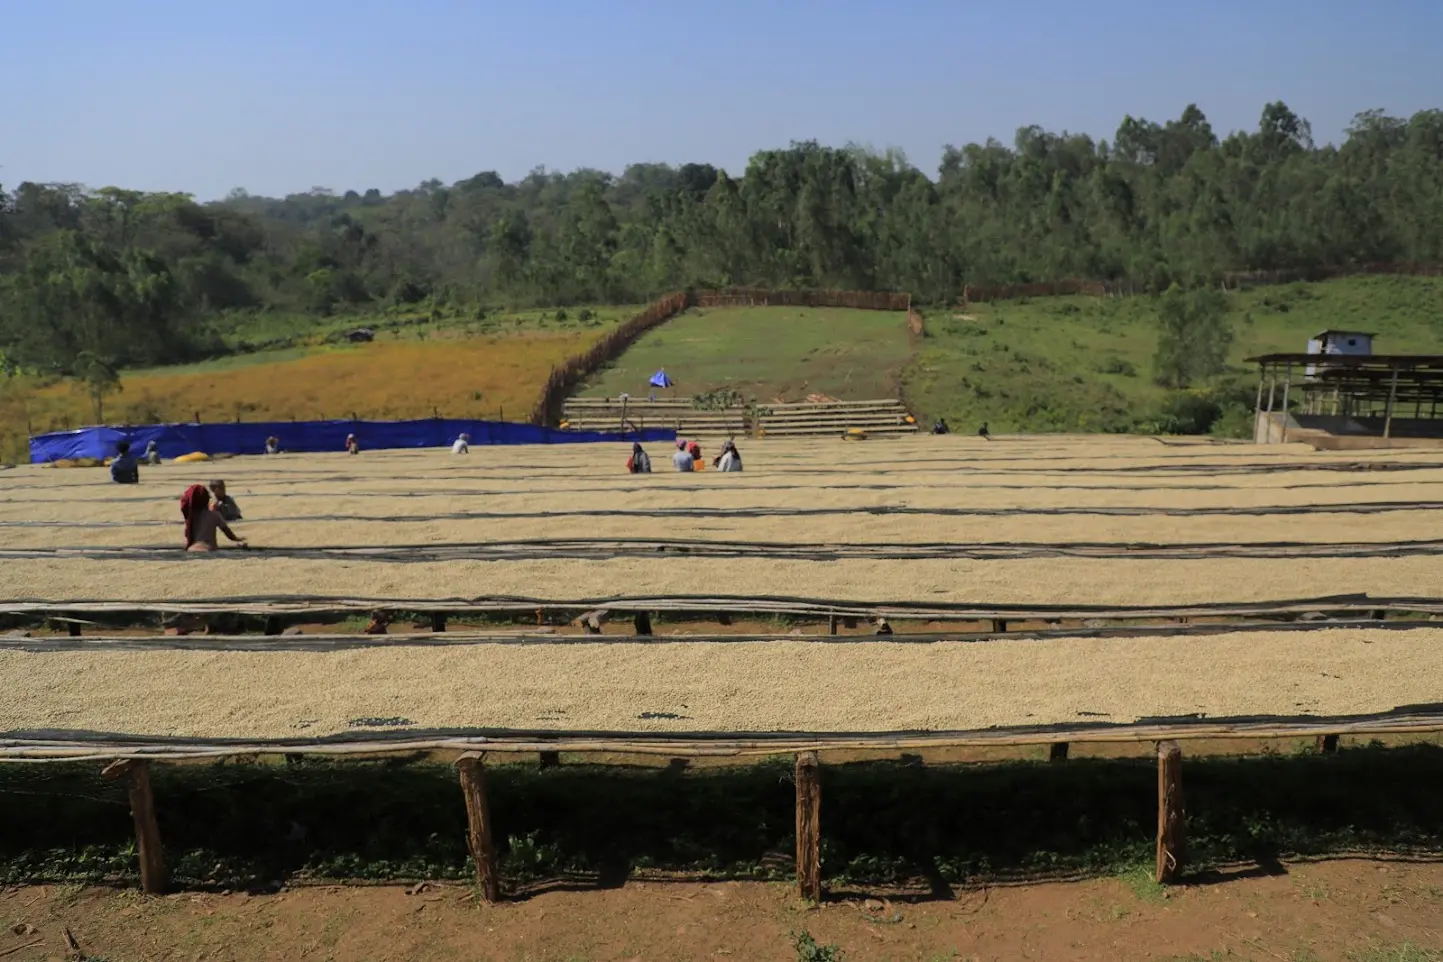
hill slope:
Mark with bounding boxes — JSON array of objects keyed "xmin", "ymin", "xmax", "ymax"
[
  {"xmin": 0, "ymin": 306, "xmax": 633, "ymax": 462},
  {"xmin": 581, "ymin": 306, "xmax": 914, "ymax": 403},
  {"xmin": 904, "ymin": 275, "xmax": 1443, "ymax": 434}
]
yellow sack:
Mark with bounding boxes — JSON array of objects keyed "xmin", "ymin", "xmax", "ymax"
[{"xmin": 173, "ymin": 451, "xmax": 212, "ymax": 464}]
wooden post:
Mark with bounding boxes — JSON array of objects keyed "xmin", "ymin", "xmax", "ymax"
[
  {"xmin": 1252, "ymin": 369, "xmax": 1265, "ymax": 432},
  {"xmin": 1279, "ymin": 362, "xmax": 1293, "ymax": 443},
  {"xmin": 67, "ymin": 622, "xmax": 82, "ymax": 638},
  {"xmin": 1155, "ymin": 741, "xmax": 1185, "ymax": 884},
  {"xmin": 1049, "ymin": 742, "xmax": 1069, "ymax": 762},
  {"xmin": 263, "ymin": 616, "xmax": 282, "ymax": 636},
  {"xmin": 827, "ymin": 615, "xmax": 838, "ymax": 635},
  {"xmin": 795, "ymin": 752, "xmax": 822, "ymax": 902},
  {"xmin": 633, "ymin": 612, "xmax": 653, "ymax": 636},
  {"xmin": 430, "ymin": 613, "xmax": 447, "ymax": 633},
  {"xmin": 457, "ymin": 754, "xmax": 500, "ymax": 903},
  {"xmin": 104, "ymin": 760, "xmax": 167, "ymax": 894},
  {"xmin": 1384, "ymin": 365, "xmax": 1400, "ymax": 439},
  {"xmin": 538, "ymin": 751, "xmax": 560, "ymax": 769},
  {"xmin": 1316, "ymin": 734, "xmax": 1340, "ymax": 754},
  {"xmin": 991, "ymin": 618, "xmax": 1008, "ymax": 634}
]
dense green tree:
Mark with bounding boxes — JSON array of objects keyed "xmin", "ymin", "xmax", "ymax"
[
  {"xmin": 4, "ymin": 100, "xmax": 1443, "ymax": 379},
  {"xmin": 1152, "ymin": 284, "xmax": 1232, "ymax": 389}
]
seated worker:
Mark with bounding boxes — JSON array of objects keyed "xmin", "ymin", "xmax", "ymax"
[
  {"xmin": 180, "ymin": 484, "xmax": 246, "ymax": 552},
  {"xmin": 686, "ymin": 439, "xmax": 703, "ymax": 463},
  {"xmin": 110, "ymin": 442, "xmax": 140, "ymax": 484},
  {"xmin": 265, "ymin": 435, "xmax": 280, "ymax": 455},
  {"xmin": 346, "ymin": 433, "xmax": 360, "ymax": 455},
  {"xmin": 209, "ymin": 479, "xmax": 242, "ymax": 521},
  {"xmin": 713, "ymin": 439, "xmax": 743, "ymax": 472},
  {"xmin": 672, "ymin": 440, "xmax": 695, "ymax": 472},
  {"xmin": 627, "ymin": 442, "xmax": 652, "ymax": 474},
  {"xmin": 451, "ymin": 433, "xmax": 470, "ymax": 455},
  {"xmin": 142, "ymin": 439, "xmax": 161, "ymax": 465},
  {"xmin": 932, "ymin": 418, "xmax": 950, "ymax": 435}
]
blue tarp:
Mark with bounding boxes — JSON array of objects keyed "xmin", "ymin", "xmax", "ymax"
[
  {"xmin": 28, "ymin": 418, "xmax": 677, "ymax": 464},
  {"xmin": 649, "ymin": 368, "xmax": 673, "ymax": 388}
]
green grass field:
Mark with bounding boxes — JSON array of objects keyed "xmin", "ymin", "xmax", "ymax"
[
  {"xmin": 904, "ymin": 274, "xmax": 1443, "ymax": 434},
  {"xmin": 581, "ymin": 306, "xmax": 914, "ymax": 402},
  {"xmin": 211, "ymin": 303, "xmax": 636, "ymax": 356}
]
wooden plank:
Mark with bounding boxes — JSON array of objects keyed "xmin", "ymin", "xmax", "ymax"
[
  {"xmin": 8, "ymin": 594, "xmax": 1441, "ymax": 623},
  {"xmin": 8, "ymin": 710, "xmax": 1443, "ymax": 764},
  {"xmin": 795, "ymin": 751, "xmax": 822, "ymax": 902},
  {"xmin": 457, "ymin": 753, "xmax": 500, "ymax": 903},
  {"xmin": 1155, "ymin": 741, "xmax": 1185, "ymax": 884}
]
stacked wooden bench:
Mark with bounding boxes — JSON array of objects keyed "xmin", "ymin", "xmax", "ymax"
[
  {"xmin": 561, "ymin": 398, "xmax": 746, "ymax": 438},
  {"xmin": 755, "ymin": 399, "xmax": 919, "ymax": 438}
]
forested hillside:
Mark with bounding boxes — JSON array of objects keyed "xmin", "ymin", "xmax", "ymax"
[{"xmin": 2, "ymin": 101, "xmax": 1442, "ymax": 381}]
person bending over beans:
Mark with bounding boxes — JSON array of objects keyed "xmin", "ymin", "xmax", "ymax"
[{"xmin": 180, "ymin": 484, "xmax": 246, "ymax": 552}]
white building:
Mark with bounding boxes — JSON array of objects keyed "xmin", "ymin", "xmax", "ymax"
[{"xmin": 1305, "ymin": 330, "xmax": 1374, "ymax": 378}]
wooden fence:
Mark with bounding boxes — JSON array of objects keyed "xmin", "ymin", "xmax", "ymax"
[
  {"xmin": 531, "ymin": 287, "xmax": 915, "ymax": 426},
  {"xmin": 962, "ymin": 261, "xmax": 1443, "ymax": 304},
  {"xmin": 528, "ymin": 291, "xmax": 688, "ymax": 426},
  {"xmin": 693, "ymin": 288, "xmax": 911, "ymax": 311}
]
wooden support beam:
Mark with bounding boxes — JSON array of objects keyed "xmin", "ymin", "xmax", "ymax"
[
  {"xmin": 1279, "ymin": 362, "xmax": 1293, "ymax": 443},
  {"xmin": 1316, "ymin": 733, "xmax": 1340, "ymax": 754},
  {"xmin": 104, "ymin": 759, "xmax": 167, "ymax": 894},
  {"xmin": 1384, "ymin": 366, "xmax": 1401, "ymax": 439},
  {"xmin": 827, "ymin": 615, "xmax": 838, "ymax": 635},
  {"xmin": 1049, "ymin": 742, "xmax": 1069, "ymax": 762},
  {"xmin": 795, "ymin": 751, "xmax": 822, "ymax": 903},
  {"xmin": 263, "ymin": 616, "xmax": 282, "ymax": 636},
  {"xmin": 67, "ymin": 622, "xmax": 81, "ymax": 638},
  {"xmin": 633, "ymin": 612, "xmax": 653, "ymax": 636},
  {"xmin": 457, "ymin": 754, "xmax": 500, "ymax": 903},
  {"xmin": 430, "ymin": 613, "xmax": 447, "ymax": 633},
  {"xmin": 991, "ymin": 618, "xmax": 1008, "ymax": 634},
  {"xmin": 1155, "ymin": 741, "xmax": 1186, "ymax": 884}
]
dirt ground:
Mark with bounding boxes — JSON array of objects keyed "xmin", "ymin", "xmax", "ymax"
[{"xmin": 2, "ymin": 859, "xmax": 1440, "ymax": 962}]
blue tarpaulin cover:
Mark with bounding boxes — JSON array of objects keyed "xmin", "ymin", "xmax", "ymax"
[
  {"xmin": 28, "ymin": 417, "xmax": 677, "ymax": 463},
  {"xmin": 648, "ymin": 368, "xmax": 674, "ymax": 388}
]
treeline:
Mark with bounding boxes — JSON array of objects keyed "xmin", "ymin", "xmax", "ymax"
[{"xmin": 3, "ymin": 101, "xmax": 1443, "ymax": 376}]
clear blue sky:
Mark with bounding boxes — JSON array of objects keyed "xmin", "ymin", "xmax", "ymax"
[{"xmin": 3, "ymin": 0, "xmax": 1440, "ymax": 199}]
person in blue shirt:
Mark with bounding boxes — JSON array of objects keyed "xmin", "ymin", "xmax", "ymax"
[{"xmin": 110, "ymin": 442, "xmax": 139, "ymax": 484}]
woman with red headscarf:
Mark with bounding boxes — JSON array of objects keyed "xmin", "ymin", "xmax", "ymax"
[{"xmin": 180, "ymin": 484, "xmax": 247, "ymax": 552}]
